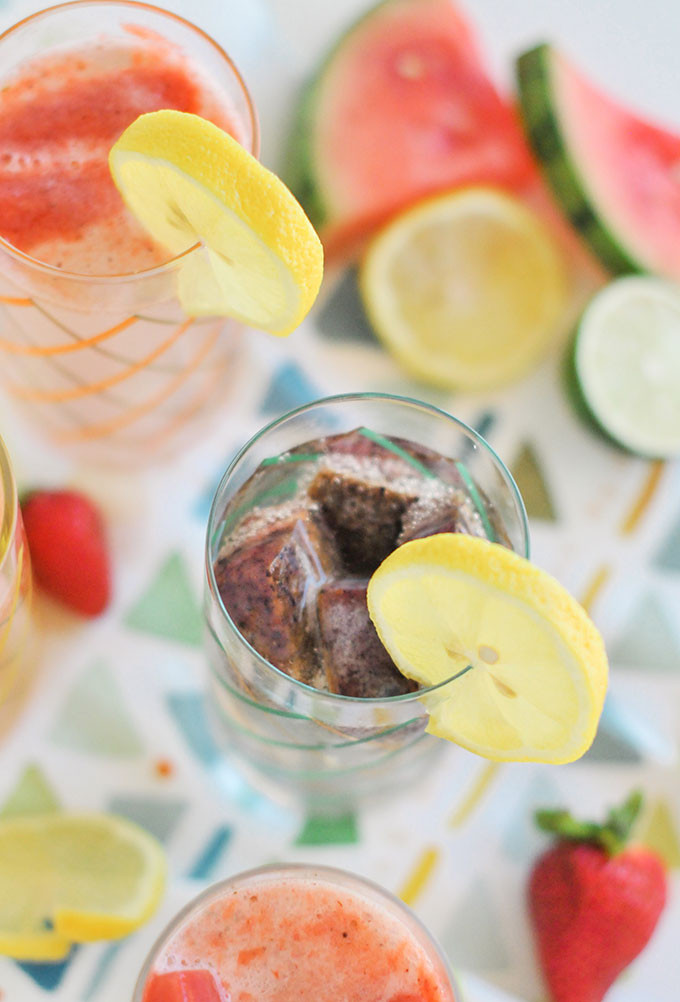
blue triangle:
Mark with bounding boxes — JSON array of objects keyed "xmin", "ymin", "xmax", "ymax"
[
  {"xmin": 584, "ymin": 698, "xmax": 644, "ymax": 763},
  {"xmin": 108, "ymin": 795, "xmax": 187, "ymax": 844},
  {"xmin": 167, "ymin": 692, "xmax": 220, "ymax": 767},
  {"xmin": 258, "ymin": 362, "xmax": 320, "ymax": 417},
  {"xmin": 654, "ymin": 511, "xmax": 680, "ymax": 573},
  {"xmin": 17, "ymin": 947, "xmax": 78, "ymax": 990},
  {"xmin": 315, "ymin": 268, "xmax": 378, "ymax": 343},
  {"xmin": 187, "ymin": 825, "xmax": 233, "ymax": 879},
  {"xmin": 193, "ymin": 449, "xmax": 239, "ymax": 524}
]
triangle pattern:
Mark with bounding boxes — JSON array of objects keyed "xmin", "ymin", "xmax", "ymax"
[
  {"xmin": 315, "ymin": 268, "xmax": 377, "ymax": 343},
  {"xmin": 125, "ymin": 553, "xmax": 202, "ymax": 647},
  {"xmin": 1, "ymin": 763, "xmax": 60, "ymax": 818},
  {"xmin": 108, "ymin": 794, "xmax": 187, "ymax": 844},
  {"xmin": 584, "ymin": 698, "xmax": 643, "ymax": 763},
  {"xmin": 187, "ymin": 825, "xmax": 233, "ymax": 879},
  {"xmin": 442, "ymin": 877, "xmax": 509, "ymax": 971},
  {"xmin": 166, "ymin": 692, "xmax": 220, "ymax": 767},
  {"xmin": 294, "ymin": 812, "xmax": 359, "ymax": 846},
  {"xmin": 653, "ymin": 511, "xmax": 680, "ymax": 573},
  {"xmin": 82, "ymin": 942, "xmax": 122, "ymax": 1001},
  {"xmin": 609, "ymin": 594, "xmax": 680, "ymax": 671},
  {"xmin": 510, "ymin": 443, "xmax": 557, "ymax": 521},
  {"xmin": 502, "ymin": 772, "xmax": 562, "ymax": 863},
  {"xmin": 258, "ymin": 361, "xmax": 320, "ymax": 417},
  {"xmin": 638, "ymin": 798, "xmax": 680, "ymax": 869},
  {"xmin": 50, "ymin": 661, "xmax": 144, "ymax": 758},
  {"xmin": 17, "ymin": 947, "xmax": 77, "ymax": 991}
]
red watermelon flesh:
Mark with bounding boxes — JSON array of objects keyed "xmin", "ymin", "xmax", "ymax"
[{"xmin": 300, "ymin": 0, "xmax": 538, "ymax": 259}]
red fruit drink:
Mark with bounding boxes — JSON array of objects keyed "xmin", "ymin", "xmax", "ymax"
[
  {"xmin": 136, "ymin": 866, "xmax": 458, "ymax": 1002},
  {"xmin": 0, "ymin": 2, "xmax": 258, "ymax": 464}
]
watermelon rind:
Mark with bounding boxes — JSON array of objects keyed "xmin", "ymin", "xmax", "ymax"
[{"xmin": 516, "ymin": 44, "xmax": 640, "ymax": 277}]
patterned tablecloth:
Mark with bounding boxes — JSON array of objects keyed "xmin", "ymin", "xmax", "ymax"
[{"xmin": 0, "ymin": 0, "xmax": 678, "ymax": 999}]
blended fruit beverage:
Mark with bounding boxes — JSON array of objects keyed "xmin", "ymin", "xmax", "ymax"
[
  {"xmin": 0, "ymin": 2, "xmax": 258, "ymax": 463},
  {"xmin": 135, "ymin": 865, "xmax": 457, "ymax": 1002},
  {"xmin": 205, "ymin": 394, "xmax": 528, "ymax": 806}
]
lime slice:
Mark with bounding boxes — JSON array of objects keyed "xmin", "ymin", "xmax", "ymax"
[
  {"xmin": 109, "ymin": 110, "xmax": 323, "ymax": 335},
  {"xmin": 359, "ymin": 187, "xmax": 567, "ymax": 390},
  {"xmin": 569, "ymin": 276, "xmax": 680, "ymax": 457},
  {"xmin": 367, "ymin": 534, "xmax": 608, "ymax": 763},
  {"xmin": 0, "ymin": 812, "xmax": 166, "ymax": 959}
]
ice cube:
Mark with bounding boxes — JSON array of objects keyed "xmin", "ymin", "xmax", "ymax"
[{"xmin": 142, "ymin": 969, "xmax": 224, "ymax": 1002}]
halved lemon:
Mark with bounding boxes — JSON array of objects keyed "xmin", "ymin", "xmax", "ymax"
[
  {"xmin": 367, "ymin": 534, "xmax": 607, "ymax": 763},
  {"xmin": 0, "ymin": 812, "xmax": 166, "ymax": 960},
  {"xmin": 109, "ymin": 110, "xmax": 323, "ymax": 335},
  {"xmin": 360, "ymin": 187, "xmax": 568, "ymax": 390}
]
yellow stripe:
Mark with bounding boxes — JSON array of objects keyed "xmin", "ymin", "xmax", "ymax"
[
  {"xmin": 399, "ymin": 846, "xmax": 440, "ymax": 906},
  {"xmin": 449, "ymin": 763, "xmax": 500, "ymax": 828},
  {"xmin": 579, "ymin": 565, "xmax": 611, "ymax": 614},
  {"xmin": 620, "ymin": 460, "xmax": 665, "ymax": 535}
]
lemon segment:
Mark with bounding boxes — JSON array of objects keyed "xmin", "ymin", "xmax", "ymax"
[
  {"xmin": 360, "ymin": 187, "xmax": 567, "ymax": 390},
  {"xmin": 0, "ymin": 813, "xmax": 166, "ymax": 958},
  {"xmin": 109, "ymin": 110, "xmax": 323, "ymax": 335},
  {"xmin": 367, "ymin": 534, "xmax": 607, "ymax": 763}
]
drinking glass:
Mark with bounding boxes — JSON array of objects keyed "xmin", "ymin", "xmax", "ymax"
[
  {"xmin": 0, "ymin": 1, "xmax": 258, "ymax": 466},
  {"xmin": 205, "ymin": 393, "xmax": 529, "ymax": 808}
]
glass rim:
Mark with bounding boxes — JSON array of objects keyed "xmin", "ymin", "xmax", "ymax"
[
  {"xmin": 0, "ymin": 435, "xmax": 18, "ymax": 575},
  {"xmin": 132, "ymin": 862, "xmax": 459, "ymax": 1001},
  {"xmin": 205, "ymin": 391, "xmax": 530, "ymax": 706},
  {"xmin": 0, "ymin": 0, "xmax": 260, "ymax": 282}
]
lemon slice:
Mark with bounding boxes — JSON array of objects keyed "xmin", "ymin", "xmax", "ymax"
[
  {"xmin": 109, "ymin": 110, "xmax": 323, "ymax": 335},
  {"xmin": 360, "ymin": 187, "xmax": 568, "ymax": 390},
  {"xmin": 0, "ymin": 812, "xmax": 166, "ymax": 960},
  {"xmin": 367, "ymin": 534, "xmax": 607, "ymax": 763}
]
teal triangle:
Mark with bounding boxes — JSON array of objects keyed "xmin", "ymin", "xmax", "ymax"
[
  {"xmin": 442, "ymin": 878, "xmax": 509, "ymax": 970},
  {"xmin": 609, "ymin": 594, "xmax": 680, "ymax": 671},
  {"xmin": 187, "ymin": 825, "xmax": 232, "ymax": 879},
  {"xmin": 584, "ymin": 698, "xmax": 643, "ymax": 763},
  {"xmin": 315, "ymin": 268, "xmax": 378, "ymax": 343},
  {"xmin": 167, "ymin": 692, "xmax": 219, "ymax": 766},
  {"xmin": 0, "ymin": 764, "xmax": 60, "ymax": 818},
  {"xmin": 50, "ymin": 661, "xmax": 144, "ymax": 758},
  {"xmin": 258, "ymin": 362, "xmax": 320, "ymax": 417},
  {"xmin": 294, "ymin": 812, "xmax": 359, "ymax": 846},
  {"xmin": 17, "ymin": 948, "xmax": 78, "ymax": 990},
  {"xmin": 502, "ymin": 772, "xmax": 561, "ymax": 863},
  {"xmin": 125, "ymin": 552, "xmax": 202, "ymax": 646},
  {"xmin": 654, "ymin": 511, "xmax": 680, "ymax": 573},
  {"xmin": 108, "ymin": 795, "xmax": 187, "ymax": 844}
]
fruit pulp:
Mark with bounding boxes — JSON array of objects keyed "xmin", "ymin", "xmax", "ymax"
[
  {"xmin": 140, "ymin": 869, "xmax": 456, "ymax": 1002},
  {"xmin": 0, "ymin": 37, "xmax": 239, "ymax": 274},
  {"xmin": 213, "ymin": 427, "xmax": 508, "ymax": 699}
]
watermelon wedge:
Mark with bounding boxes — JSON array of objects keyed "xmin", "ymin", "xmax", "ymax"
[
  {"xmin": 286, "ymin": 0, "xmax": 537, "ymax": 260},
  {"xmin": 517, "ymin": 44, "xmax": 680, "ymax": 280}
]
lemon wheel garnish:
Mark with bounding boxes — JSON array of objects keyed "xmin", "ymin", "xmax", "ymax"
[
  {"xmin": 109, "ymin": 110, "xmax": 323, "ymax": 335},
  {"xmin": 0, "ymin": 812, "xmax": 166, "ymax": 960},
  {"xmin": 367, "ymin": 534, "xmax": 607, "ymax": 763},
  {"xmin": 360, "ymin": 187, "xmax": 567, "ymax": 390}
]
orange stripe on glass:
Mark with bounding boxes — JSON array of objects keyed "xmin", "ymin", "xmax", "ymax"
[
  {"xmin": 620, "ymin": 460, "xmax": 666, "ymax": 536},
  {"xmin": 0, "ymin": 315, "xmax": 136, "ymax": 356},
  {"xmin": 56, "ymin": 326, "xmax": 219, "ymax": 442},
  {"xmin": 0, "ymin": 295, "xmax": 33, "ymax": 306},
  {"xmin": 7, "ymin": 319, "xmax": 193, "ymax": 402}
]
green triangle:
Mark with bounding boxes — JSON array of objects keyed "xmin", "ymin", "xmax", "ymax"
[
  {"xmin": 0, "ymin": 764, "xmax": 60, "ymax": 818},
  {"xmin": 609, "ymin": 594, "xmax": 680, "ymax": 671},
  {"xmin": 125, "ymin": 552, "xmax": 202, "ymax": 646},
  {"xmin": 510, "ymin": 443, "xmax": 557, "ymax": 521},
  {"xmin": 638, "ymin": 798, "xmax": 680, "ymax": 868},
  {"xmin": 654, "ymin": 512, "xmax": 680, "ymax": 573},
  {"xmin": 294, "ymin": 812, "xmax": 359, "ymax": 846},
  {"xmin": 50, "ymin": 660, "xmax": 144, "ymax": 758}
]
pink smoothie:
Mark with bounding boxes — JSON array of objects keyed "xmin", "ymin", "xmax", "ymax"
[
  {"xmin": 141, "ymin": 871, "xmax": 456, "ymax": 1002},
  {"xmin": 0, "ymin": 36, "xmax": 239, "ymax": 274}
]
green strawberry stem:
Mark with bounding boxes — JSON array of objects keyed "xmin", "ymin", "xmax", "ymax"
[{"xmin": 535, "ymin": 790, "xmax": 643, "ymax": 857}]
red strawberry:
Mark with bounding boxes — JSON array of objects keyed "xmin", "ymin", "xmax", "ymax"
[
  {"xmin": 22, "ymin": 489, "xmax": 111, "ymax": 616},
  {"xmin": 528, "ymin": 791, "xmax": 667, "ymax": 1002}
]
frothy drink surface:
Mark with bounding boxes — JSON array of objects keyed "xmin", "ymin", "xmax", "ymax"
[
  {"xmin": 144, "ymin": 874, "xmax": 454, "ymax": 1002},
  {"xmin": 0, "ymin": 37, "xmax": 238, "ymax": 274}
]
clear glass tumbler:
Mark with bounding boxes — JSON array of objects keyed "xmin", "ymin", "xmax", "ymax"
[
  {"xmin": 132, "ymin": 863, "xmax": 460, "ymax": 1002},
  {"xmin": 205, "ymin": 393, "xmax": 529, "ymax": 809},
  {"xmin": 0, "ymin": 435, "xmax": 32, "ymax": 732},
  {"xmin": 0, "ymin": 1, "xmax": 258, "ymax": 466}
]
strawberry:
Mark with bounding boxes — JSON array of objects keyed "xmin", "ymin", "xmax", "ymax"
[
  {"xmin": 528, "ymin": 791, "xmax": 667, "ymax": 1002},
  {"xmin": 22, "ymin": 489, "xmax": 111, "ymax": 616}
]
